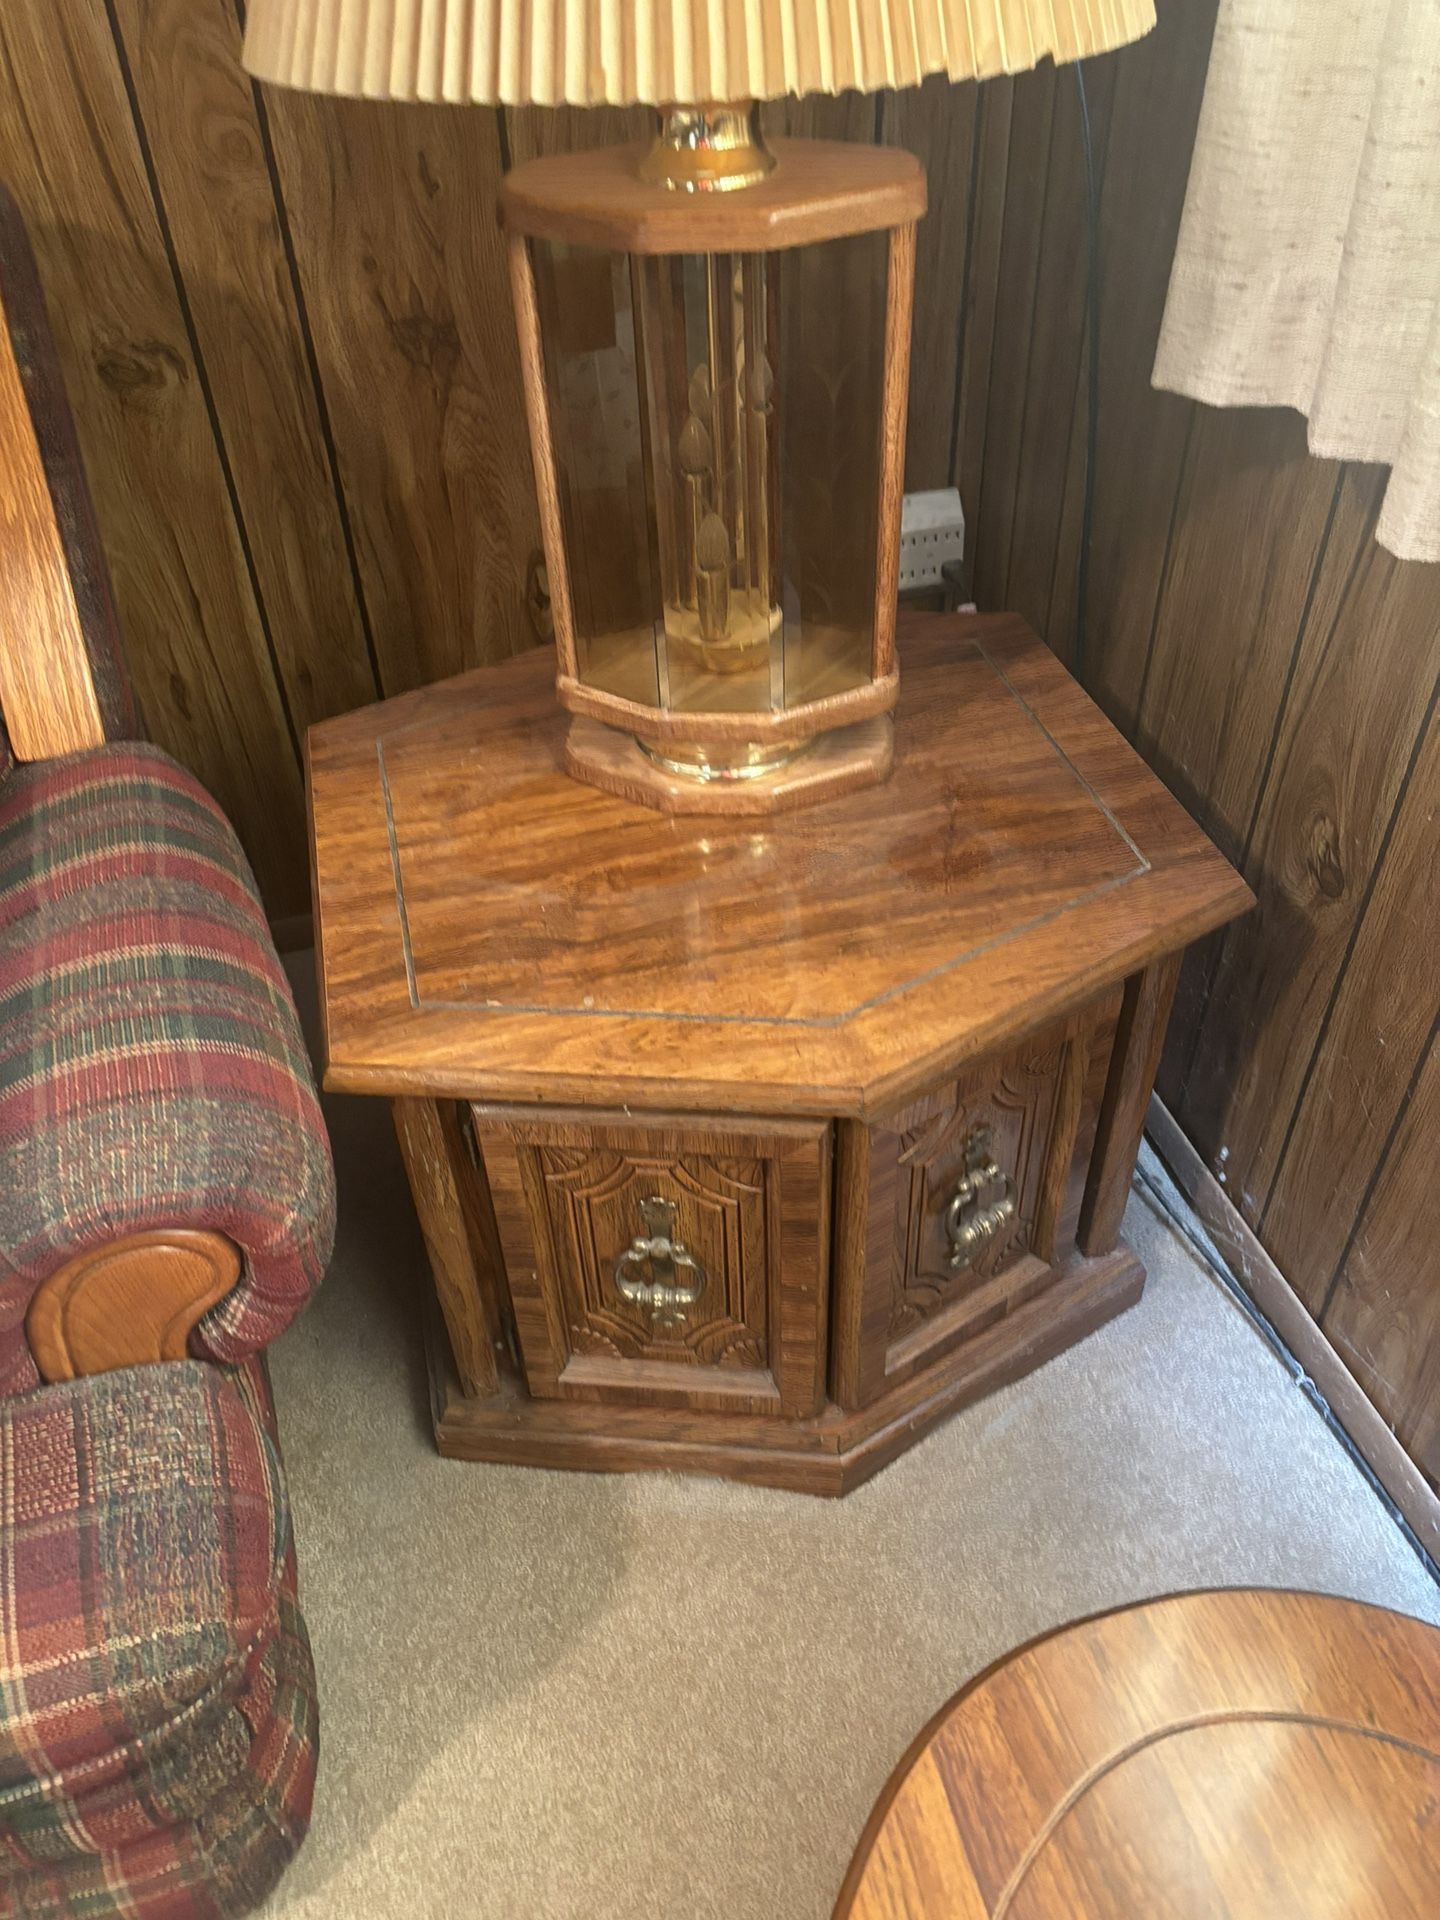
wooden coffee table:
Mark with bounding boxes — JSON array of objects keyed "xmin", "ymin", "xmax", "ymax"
[
  {"xmin": 306, "ymin": 612, "xmax": 1248, "ymax": 1491},
  {"xmin": 835, "ymin": 1588, "xmax": 1440, "ymax": 1917}
]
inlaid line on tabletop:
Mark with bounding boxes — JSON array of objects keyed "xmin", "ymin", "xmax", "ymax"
[
  {"xmin": 402, "ymin": 869, "xmax": 1144, "ymax": 1029},
  {"xmin": 376, "ymin": 639, "xmax": 1151, "ymax": 1029},
  {"xmin": 985, "ymin": 1707, "xmax": 1440, "ymax": 1919},
  {"xmin": 379, "ymin": 739, "xmax": 419, "ymax": 1007},
  {"xmin": 972, "ymin": 636, "xmax": 1151, "ymax": 870}
]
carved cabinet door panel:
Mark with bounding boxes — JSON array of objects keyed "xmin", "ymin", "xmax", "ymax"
[
  {"xmin": 831, "ymin": 995, "xmax": 1119, "ymax": 1409},
  {"xmin": 473, "ymin": 1109, "xmax": 830, "ymax": 1418}
]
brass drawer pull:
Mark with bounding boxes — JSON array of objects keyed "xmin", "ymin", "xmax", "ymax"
[
  {"xmin": 613, "ymin": 1196, "xmax": 705, "ymax": 1326},
  {"xmin": 944, "ymin": 1126, "xmax": 1017, "ymax": 1269}
]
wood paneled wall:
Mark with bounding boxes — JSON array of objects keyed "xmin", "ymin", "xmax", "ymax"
[
  {"xmin": 3, "ymin": 5, "xmax": 1436, "ymax": 1485},
  {"xmin": 948, "ymin": 0, "xmax": 1440, "ymax": 1495}
]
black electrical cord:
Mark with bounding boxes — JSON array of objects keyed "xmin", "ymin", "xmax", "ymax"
[{"xmin": 1074, "ymin": 60, "xmax": 1101, "ymax": 690}]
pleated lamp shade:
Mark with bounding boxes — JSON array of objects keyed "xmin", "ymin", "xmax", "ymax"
[{"xmin": 241, "ymin": 0, "xmax": 1156, "ymax": 105}]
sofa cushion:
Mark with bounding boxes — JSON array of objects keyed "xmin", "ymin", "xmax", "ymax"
[
  {"xmin": 0, "ymin": 1362, "xmax": 284, "ymax": 1854},
  {"xmin": 0, "ymin": 744, "xmax": 334, "ymax": 1395},
  {"xmin": 0, "ymin": 1359, "xmax": 317, "ymax": 1914}
]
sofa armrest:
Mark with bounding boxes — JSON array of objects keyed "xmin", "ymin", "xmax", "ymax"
[
  {"xmin": 0, "ymin": 743, "xmax": 334, "ymax": 1397},
  {"xmin": 26, "ymin": 1229, "xmax": 242, "ymax": 1381}
]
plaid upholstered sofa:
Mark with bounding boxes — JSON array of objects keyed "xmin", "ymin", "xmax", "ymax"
[{"xmin": 0, "ymin": 190, "xmax": 333, "ymax": 1913}]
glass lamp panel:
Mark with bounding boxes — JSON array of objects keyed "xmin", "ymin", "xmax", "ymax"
[
  {"xmin": 636, "ymin": 251, "xmax": 783, "ymax": 717},
  {"xmin": 776, "ymin": 229, "xmax": 889, "ymax": 706},
  {"xmin": 531, "ymin": 240, "xmax": 661, "ymax": 707},
  {"xmin": 533, "ymin": 231, "xmax": 890, "ymax": 728}
]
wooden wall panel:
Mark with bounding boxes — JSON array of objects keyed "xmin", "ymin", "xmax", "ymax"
[
  {"xmin": 1179, "ymin": 470, "xmax": 1439, "ymax": 1213},
  {"xmin": 1325, "ymin": 1032, "xmax": 1440, "ymax": 1488},
  {"xmin": 1133, "ymin": 410, "xmax": 1339, "ymax": 863},
  {"xmin": 968, "ymin": 68, "xmax": 1057, "ymax": 615},
  {"xmin": 881, "ymin": 78, "xmax": 976, "ymax": 492},
  {"xmin": 1043, "ymin": 0, "xmax": 1218, "ymax": 716},
  {"xmin": 951, "ymin": 77, "xmax": 1011, "ymax": 590},
  {"xmin": 953, "ymin": 0, "xmax": 1440, "ymax": 1492},
  {"xmin": 259, "ymin": 92, "xmax": 541, "ymax": 697},
  {"xmin": 107, "ymin": 0, "xmax": 380, "ymax": 732},
  {"xmin": 1001, "ymin": 59, "xmax": 1117, "ymax": 641},
  {"xmin": 0, "ymin": 2, "xmax": 305, "ymax": 908},
  {"xmin": 1142, "ymin": 410, "xmax": 1339, "ymax": 1106},
  {"xmin": 1261, "ymin": 706, "xmax": 1438, "ymax": 1303}
]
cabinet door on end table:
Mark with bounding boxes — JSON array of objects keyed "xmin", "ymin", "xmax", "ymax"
[
  {"xmin": 473, "ymin": 1110, "xmax": 831, "ymax": 1420},
  {"xmin": 831, "ymin": 996, "xmax": 1119, "ymax": 1409}
]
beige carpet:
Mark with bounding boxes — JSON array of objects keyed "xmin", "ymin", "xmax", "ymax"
[{"xmin": 261, "ymin": 1044, "xmax": 1439, "ymax": 1920}]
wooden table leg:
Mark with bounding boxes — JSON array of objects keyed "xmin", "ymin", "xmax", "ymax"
[
  {"xmin": 1079, "ymin": 953, "xmax": 1182, "ymax": 1256},
  {"xmin": 392, "ymin": 1096, "xmax": 507, "ymax": 1399}
]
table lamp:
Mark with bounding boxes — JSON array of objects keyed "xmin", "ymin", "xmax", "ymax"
[{"xmin": 244, "ymin": 0, "xmax": 1155, "ymax": 814}]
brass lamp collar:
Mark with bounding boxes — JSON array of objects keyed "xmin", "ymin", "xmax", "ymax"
[{"xmin": 637, "ymin": 102, "xmax": 775, "ymax": 193}]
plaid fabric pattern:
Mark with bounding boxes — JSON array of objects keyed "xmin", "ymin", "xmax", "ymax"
[
  {"xmin": 0, "ymin": 744, "xmax": 334, "ymax": 1397},
  {"xmin": 0, "ymin": 1359, "xmax": 317, "ymax": 1917}
]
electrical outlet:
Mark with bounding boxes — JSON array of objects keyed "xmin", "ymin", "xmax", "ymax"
[{"xmin": 898, "ymin": 487, "xmax": 965, "ymax": 591}]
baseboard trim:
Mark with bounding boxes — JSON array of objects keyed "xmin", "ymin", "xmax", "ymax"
[{"xmin": 1146, "ymin": 1095, "xmax": 1440, "ymax": 1566}]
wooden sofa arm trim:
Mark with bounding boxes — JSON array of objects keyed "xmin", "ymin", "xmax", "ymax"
[
  {"xmin": 26, "ymin": 1229, "xmax": 242, "ymax": 1383},
  {"xmin": 0, "ymin": 284, "xmax": 107, "ymax": 761}
]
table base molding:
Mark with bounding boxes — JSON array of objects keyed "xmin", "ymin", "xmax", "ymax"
[{"xmin": 426, "ymin": 1243, "xmax": 1142, "ymax": 1496}]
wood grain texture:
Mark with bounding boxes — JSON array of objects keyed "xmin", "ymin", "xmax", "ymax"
[
  {"xmin": 0, "ymin": 279, "xmax": 105, "ymax": 758},
  {"xmin": 1002, "ymin": 57, "xmax": 1117, "ymax": 646},
  {"xmin": 951, "ymin": 77, "xmax": 1011, "ymax": 600},
  {"xmin": 1133, "ymin": 408, "xmax": 1339, "ymax": 863},
  {"xmin": 1180, "ymin": 470, "xmax": 1439, "ymax": 1217},
  {"xmin": 315, "ymin": 607, "xmax": 1208, "ymax": 1491},
  {"xmin": 1079, "ymin": 954, "xmax": 1181, "ymax": 1256},
  {"xmin": 874, "ymin": 223, "xmax": 917, "ymax": 676},
  {"xmin": 470, "ymin": 1110, "xmax": 829, "ymax": 1420},
  {"xmin": 427, "ymin": 1241, "xmax": 1143, "ymax": 1494},
  {"xmin": 947, "ymin": 0, "xmax": 1439, "ymax": 1496},
  {"xmin": 969, "ymin": 66, "xmax": 1056, "ymax": 616},
  {"xmin": 499, "ymin": 137, "xmax": 926, "ymax": 254},
  {"xmin": 1041, "ymin": 0, "xmax": 1218, "ymax": 712},
  {"xmin": 835, "ymin": 1589, "xmax": 1440, "ymax": 1919},
  {"xmin": 27, "ymin": 1229, "xmax": 240, "ymax": 1382},
  {"xmin": 505, "ymin": 231, "xmax": 576, "ymax": 679},
  {"xmin": 307, "ymin": 614, "xmax": 1247, "ymax": 1116},
  {"xmin": 1140, "ymin": 409, "xmax": 1340, "ymax": 1105},
  {"xmin": 1146, "ymin": 1093, "xmax": 1440, "ymax": 1565},
  {"xmin": 881, "ymin": 78, "xmax": 977, "ymax": 492},
  {"xmin": 392, "ymin": 1096, "xmax": 503, "ymax": 1396},
  {"xmin": 0, "ymin": 2, "xmax": 306, "ymax": 905},
  {"xmin": 1260, "ymin": 706, "xmax": 1439, "ymax": 1305},
  {"xmin": 11, "ymin": 0, "xmax": 1431, "ymax": 1501},
  {"xmin": 832, "ymin": 1003, "xmax": 1108, "ymax": 1407},
  {"xmin": 258, "ymin": 86, "xmax": 540, "ymax": 693},
  {"xmin": 107, "ymin": 0, "xmax": 379, "ymax": 730},
  {"xmin": 1324, "ymin": 1034, "xmax": 1440, "ymax": 1491}
]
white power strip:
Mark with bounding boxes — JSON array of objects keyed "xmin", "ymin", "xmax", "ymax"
[{"xmin": 898, "ymin": 487, "xmax": 965, "ymax": 590}]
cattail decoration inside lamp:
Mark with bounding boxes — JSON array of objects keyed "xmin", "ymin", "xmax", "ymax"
[{"xmin": 243, "ymin": 1, "xmax": 1155, "ymax": 814}]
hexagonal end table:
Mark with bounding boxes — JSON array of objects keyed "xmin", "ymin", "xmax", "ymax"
[{"xmin": 307, "ymin": 612, "xmax": 1252, "ymax": 1494}]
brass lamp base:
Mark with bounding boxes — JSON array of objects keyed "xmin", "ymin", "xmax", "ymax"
[
  {"xmin": 564, "ymin": 714, "xmax": 893, "ymax": 817},
  {"xmin": 636, "ymin": 103, "xmax": 775, "ymax": 193}
]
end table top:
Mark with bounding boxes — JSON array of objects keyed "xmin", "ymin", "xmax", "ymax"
[{"xmin": 306, "ymin": 613, "xmax": 1251, "ymax": 1117}]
